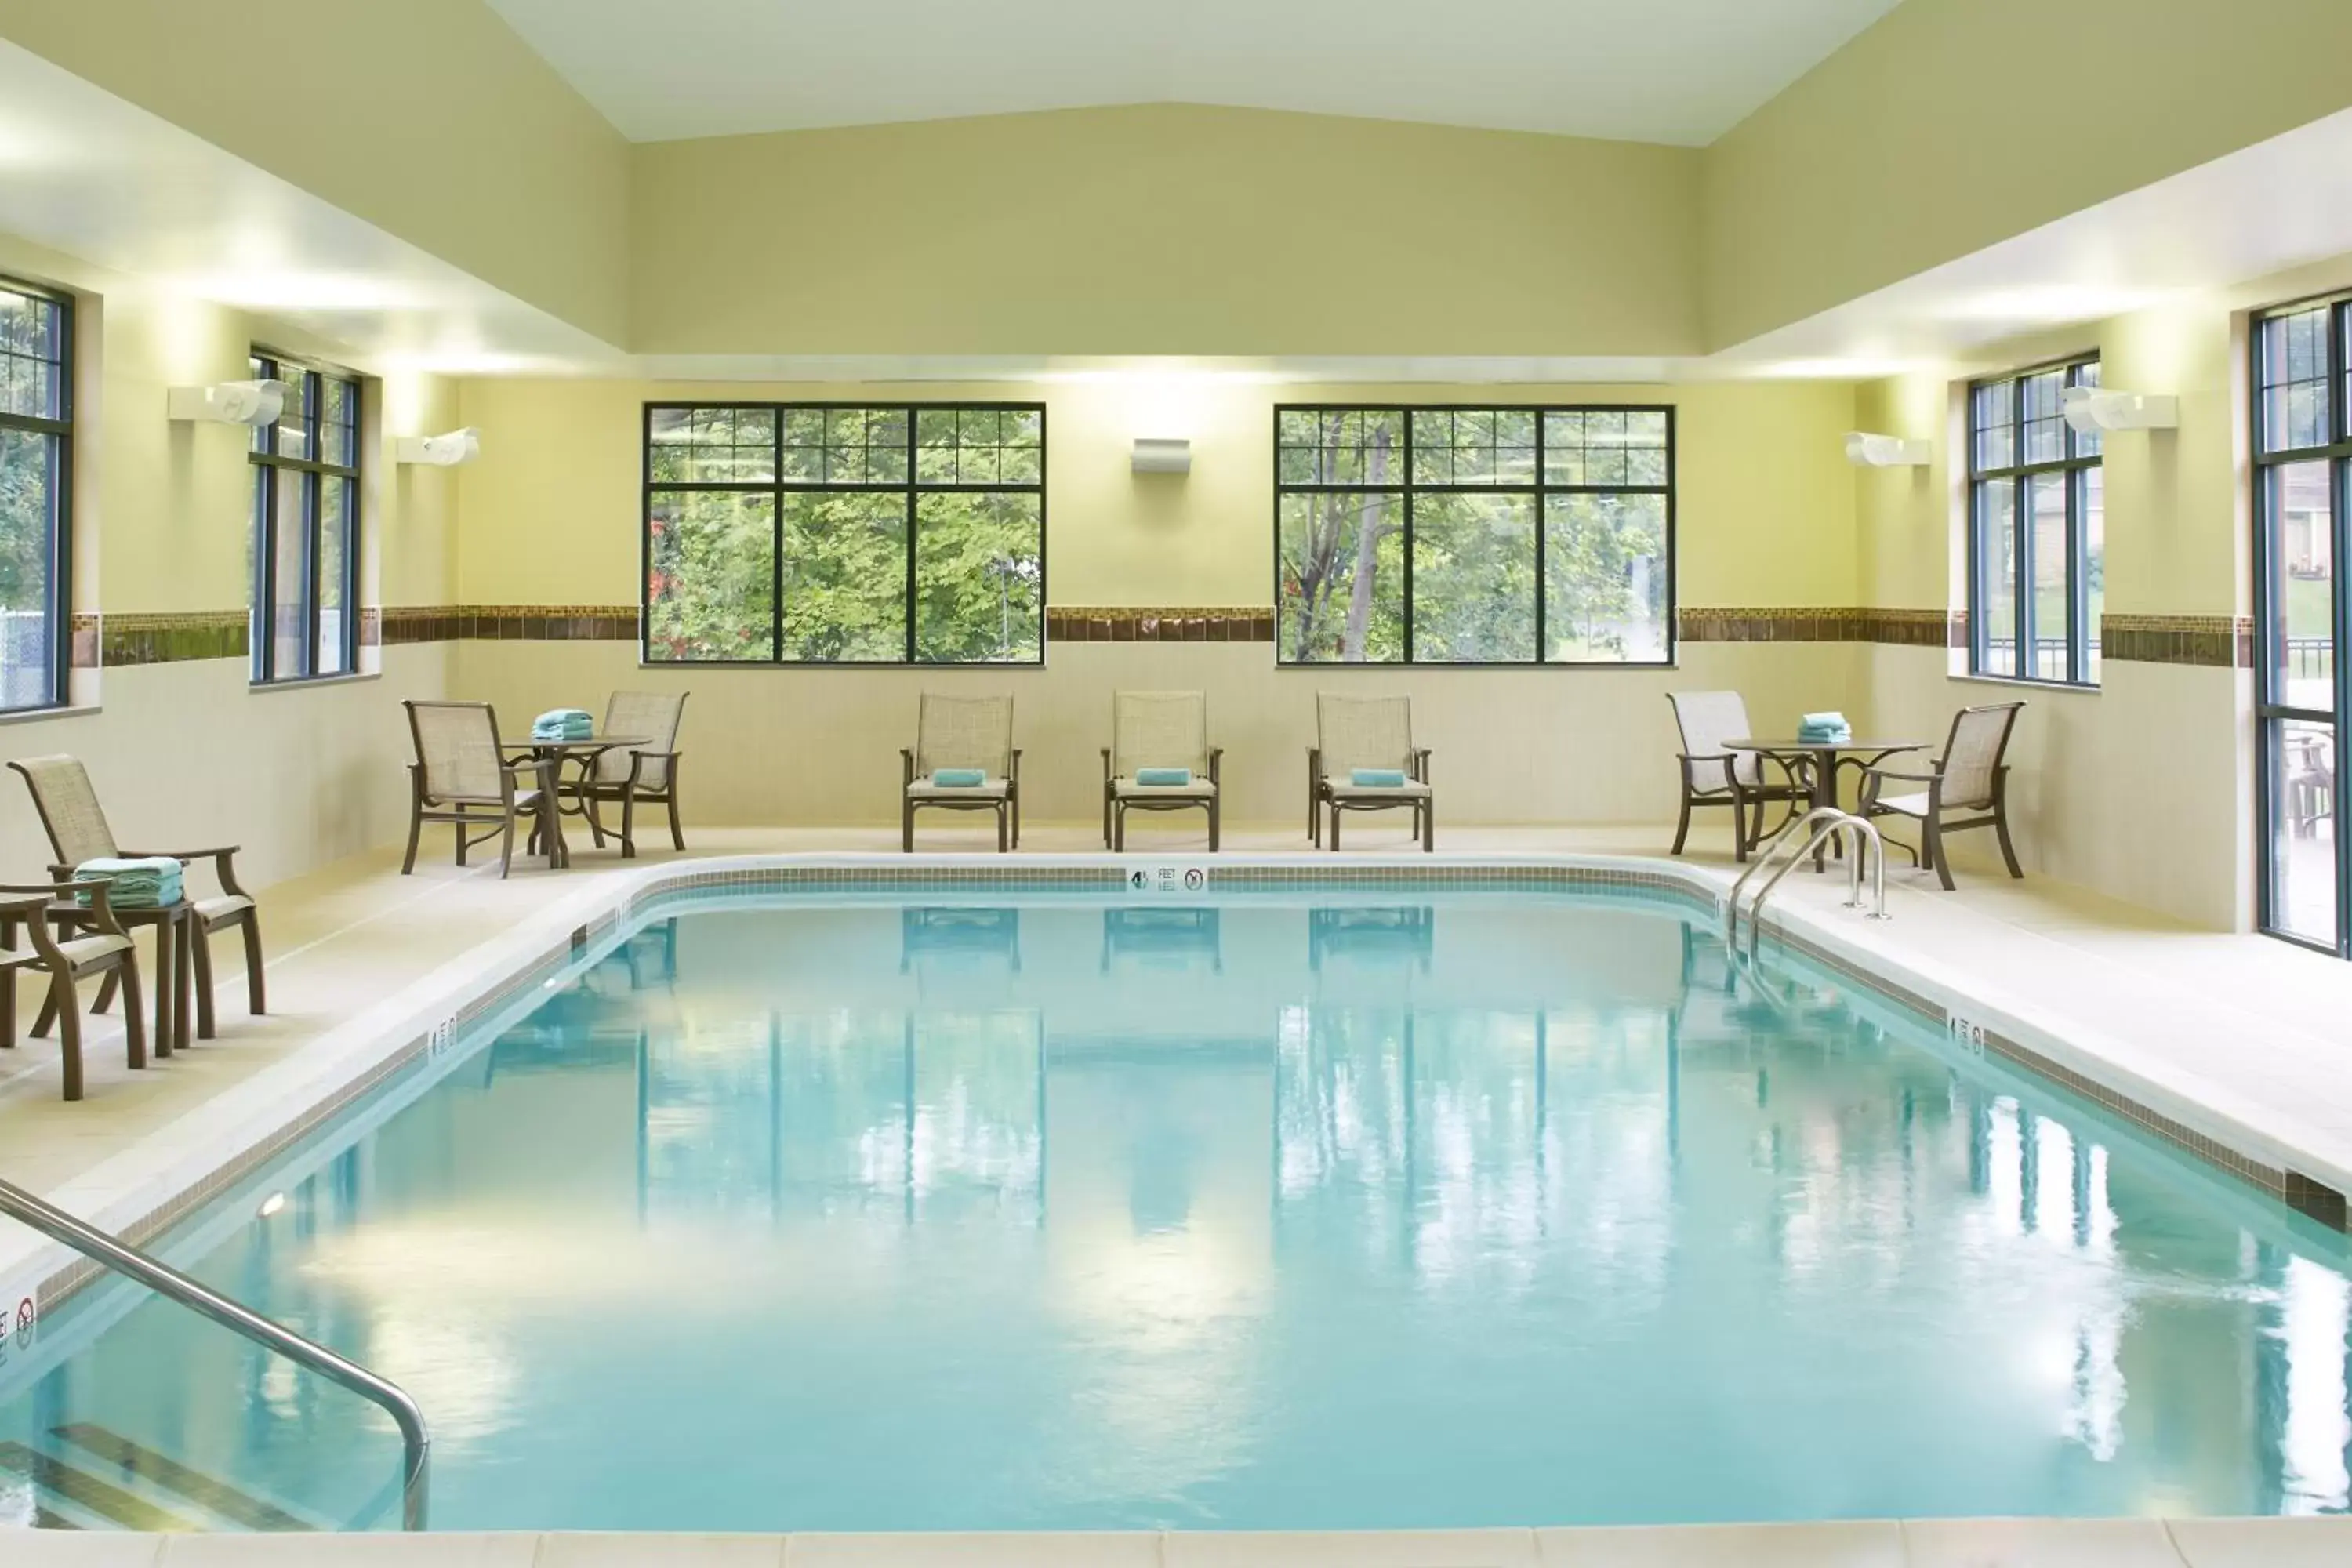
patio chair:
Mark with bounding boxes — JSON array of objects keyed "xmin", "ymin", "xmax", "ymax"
[
  {"xmin": 1102, "ymin": 691, "xmax": 1221, "ymax": 851},
  {"xmin": 0, "ymin": 879, "xmax": 144, "ymax": 1102},
  {"xmin": 902, "ymin": 695, "xmax": 1021, "ymax": 852},
  {"xmin": 9, "ymin": 754, "xmax": 263, "ymax": 1038},
  {"xmin": 1308, "ymin": 693, "xmax": 1433, "ymax": 851},
  {"xmin": 1859, "ymin": 702, "xmax": 2027, "ymax": 891},
  {"xmin": 1665, "ymin": 691, "xmax": 1813, "ymax": 862},
  {"xmin": 564, "ymin": 690, "xmax": 689, "ymax": 858},
  {"xmin": 402, "ymin": 700, "xmax": 545, "ymax": 880}
]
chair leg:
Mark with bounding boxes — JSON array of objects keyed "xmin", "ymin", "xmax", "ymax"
[
  {"xmin": 401, "ymin": 804, "xmax": 423, "ymax": 875},
  {"xmin": 1926, "ymin": 819, "xmax": 1956, "ymax": 891},
  {"xmin": 455, "ymin": 816, "xmax": 469, "ymax": 868},
  {"xmin": 1103, "ymin": 789, "xmax": 1112, "ymax": 849},
  {"xmin": 1994, "ymin": 808, "xmax": 2025, "ymax": 880},
  {"xmin": 997, "ymin": 804, "xmax": 1010, "ymax": 853},
  {"xmin": 1423, "ymin": 798, "xmax": 1435, "ymax": 853},
  {"xmin": 584, "ymin": 787, "xmax": 608, "ymax": 849},
  {"xmin": 620, "ymin": 787, "xmax": 638, "ymax": 861},
  {"xmin": 53, "ymin": 976, "xmax": 82, "ymax": 1102},
  {"xmin": 241, "ymin": 911, "xmax": 266, "ymax": 1015},
  {"xmin": 1330, "ymin": 806, "xmax": 1341, "ymax": 851},
  {"xmin": 499, "ymin": 812, "xmax": 516, "ymax": 880},
  {"xmin": 1209, "ymin": 797, "xmax": 1220, "ymax": 853},
  {"xmin": 117, "ymin": 957, "xmax": 147, "ymax": 1070},
  {"xmin": 1670, "ymin": 789, "xmax": 1693, "ymax": 857},
  {"xmin": 666, "ymin": 768, "xmax": 686, "ymax": 851},
  {"xmin": 1113, "ymin": 804, "xmax": 1125, "ymax": 853},
  {"xmin": 903, "ymin": 799, "xmax": 915, "ymax": 854},
  {"xmin": 93, "ymin": 969, "xmax": 116, "ymax": 1015},
  {"xmin": 190, "ymin": 924, "xmax": 217, "ymax": 1040},
  {"xmin": 1011, "ymin": 787, "xmax": 1022, "ymax": 849}
]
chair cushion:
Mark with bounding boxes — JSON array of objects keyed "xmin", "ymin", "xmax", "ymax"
[
  {"xmin": 197, "ymin": 894, "xmax": 255, "ymax": 927},
  {"xmin": 58, "ymin": 932, "xmax": 132, "ymax": 967},
  {"xmin": 1113, "ymin": 775, "xmax": 1216, "ymax": 799},
  {"xmin": 1327, "ymin": 779, "xmax": 1433, "ymax": 800},
  {"xmin": 907, "ymin": 777, "xmax": 1011, "ymax": 800},
  {"xmin": 1873, "ymin": 791, "xmax": 1933, "ymax": 819}
]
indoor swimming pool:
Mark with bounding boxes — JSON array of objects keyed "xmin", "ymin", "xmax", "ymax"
[{"xmin": 2, "ymin": 887, "xmax": 2348, "ymax": 1533}]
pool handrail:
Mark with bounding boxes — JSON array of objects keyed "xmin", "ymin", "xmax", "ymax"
[
  {"xmin": 0, "ymin": 1174, "xmax": 430, "ymax": 1530},
  {"xmin": 1725, "ymin": 808, "xmax": 1888, "ymax": 957}
]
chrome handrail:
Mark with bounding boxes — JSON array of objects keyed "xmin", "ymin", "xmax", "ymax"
[
  {"xmin": 1723, "ymin": 807, "xmax": 1849, "ymax": 942},
  {"xmin": 1724, "ymin": 807, "xmax": 1889, "ymax": 958},
  {"xmin": 0, "ymin": 1176, "xmax": 430, "ymax": 1530}
]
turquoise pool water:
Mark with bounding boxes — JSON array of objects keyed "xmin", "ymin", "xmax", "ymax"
[{"xmin": 3, "ymin": 890, "xmax": 2350, "ymax": 1532}]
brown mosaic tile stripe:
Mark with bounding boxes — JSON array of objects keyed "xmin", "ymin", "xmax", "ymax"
[
  {"xmin": 1676, "ymin": 608, "xmax": 1968, "ymax": 648},
  {"xmin": 2102, "ymin": 613, "xmax": 2252, "ymax": 669},
  {"xmin": 379, "ymin": 605, "xmax": 641, "ymax": 645},
  {"xmin": 1045, "ymin": 607, "xmax": 1275, "ymax": 643}
]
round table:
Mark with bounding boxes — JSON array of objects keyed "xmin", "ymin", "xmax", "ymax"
[
  {"xmin": 1726, "ymin": 737, "xmax": 1928, "ymax": 866},
  {"xmin": 501, "ymin": 735, "xmax": 648, "ymax": 869}
]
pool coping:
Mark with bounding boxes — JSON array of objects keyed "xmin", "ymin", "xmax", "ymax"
[{"xmin": 2, "ymin": 849, "xmax": 2347, "ymax": 1347}]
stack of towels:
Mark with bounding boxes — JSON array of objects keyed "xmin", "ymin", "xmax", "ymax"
[
  {"xmin": 73, "ymin": 856, "xmax": 183, "ymax": 909},
  {"xmin": 1798, "ymin": 710, "xmax": 1853, "ymax": 745},
  {"xmin": 532, "ymin": 708, "xmax": 594, "ymax": 742}
]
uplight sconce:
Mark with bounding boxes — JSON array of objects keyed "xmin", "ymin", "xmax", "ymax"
[
  {"xmin": 169, "ymin": 379, "xmax": 289, "ymax": 427},
  {"xmin": 396, "ymin": 428, "xmax": 481, "ymax": 466},
  {"xmin": 1843, "ymin": 431, "xmax": 1931, "ymax": 467},
  {"xmin": 2060, "ymin": 387, "xmax": 2176, "ymax": 434},
  {"xmin": 1131, "ymin": 437, "xmax": 1191, "ymax": 474}
]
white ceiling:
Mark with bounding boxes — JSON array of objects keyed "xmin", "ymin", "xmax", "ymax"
[{"xmin": 482, "ymin": 0, "xmax": 1904, "ymax": 145}]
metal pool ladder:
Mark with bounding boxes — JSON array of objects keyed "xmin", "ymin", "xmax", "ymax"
[
  {"xmin": 1723, "ymin": 806, "xmax": 1890, "ymax": 959},
  {"xmin": 0, "ymin": 1175, "xmax": 431, "ymax": 1530}
]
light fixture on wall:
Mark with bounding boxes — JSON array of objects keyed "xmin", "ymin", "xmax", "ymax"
[
  {"xmin": 1131, "ymin": 437, "xmax": 1191, "ymax": 475},
  {"xmin": 168, "ymin": 379, "xmax": 289, "ymax": 427},
  {"xmin": 2060, "ymin": 387, "xmax": 2177, "ymax": 434},
  {"xmin": 1843, "ymin": 431, "xmax": 1931, "ymax": 467},
  {"xmin": 396, "ymin": 428, "xmax": 481, "ymax": 466}
]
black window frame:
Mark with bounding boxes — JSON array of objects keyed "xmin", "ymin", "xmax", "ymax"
[
  {"xmin": 248, "ymin": 350, "xmax": 361, "ymax": 685},
  {"xmin": 0, "ymin": 276, "xmax": 73, "ymax": 713},
  {"xmin": 1271, "ymin": 401, "xmax": 1677, "ymax": 668},
  {"xmin": 1966, "ymin": 355, "xmax": 2103, "ymax": 688},
  {"xmin": 640, "ymin": 401, "xmax": 1049, "ymax": 667},
  {"xmin": 2251, "ymin": 294, "xmax": 2352, "ymax": 956}
]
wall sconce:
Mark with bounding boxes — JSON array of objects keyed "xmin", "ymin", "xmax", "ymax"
[
  {"xmin": 396, "ymin": 428, "xmax": 481, "ymax": 466},
  {"xmin": 2061, "ymin": 387, "xmax": 2176, "ymax": 434},
  {"xmin": 169, "ymin": 379, "xmax": 289, "ymax": 427},
  {"xmin": 1844, "ymin": 431, "xmax": 1931, "ymax": 467},
  {"xmin": 1131, "ymin": 437, "xmax": 1190, "ymax": 474}
]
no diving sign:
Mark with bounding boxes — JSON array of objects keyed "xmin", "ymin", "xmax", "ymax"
[{"xmin": 1127, "ymin": 863, "xmax": 1209, "ymax": 895}]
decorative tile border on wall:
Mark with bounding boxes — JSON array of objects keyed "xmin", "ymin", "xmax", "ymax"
[
  {"xmin": 2101, "ymin": 612, "xmax": 2253, "ymax": 668},
  {"xmin": 64, "ymin": 611, "xmax": 248, "ymax": 669},
  {"xmin": 377, "ymin": 605, "xmax": 640, "ymax": 645},
  {"xmin": 1675, "ymin": 607, "xmax": 1967, "ymax": 648},
  {"xmin": 1046, "ymin": 607, "xmax": 1276, "ymax": 643}
]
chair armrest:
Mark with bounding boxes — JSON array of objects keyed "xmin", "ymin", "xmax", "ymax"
[
  {"xmin": 1101, "ymin": 747, "xmax": 1112, "ymax": 786},
  {"xmin": 1010, "ymin": 750, "xmax": 1022, "ymax": 784},
  {"xmin": 120, "ymin": 846, "xmax": 248, "ymax": 899},
  {"xmin": 1208, "ymin": 747, "xmax": 1223, "ymax": 785},
  {"xmin": 1863, "ymin": 768, "xmax": 1944, "ymax": 784},
  {"xmin": 902, "ymin": 749, "xmax": 916, "ymax": 788},
  {"xmin": 1411, "ymin": 747, "xmax": 1433, "ymax": 785}
]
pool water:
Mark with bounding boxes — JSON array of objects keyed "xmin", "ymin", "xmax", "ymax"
[{"xmin": 4, "ymin": 891, "xmax": 2350, "ymax": 1533}]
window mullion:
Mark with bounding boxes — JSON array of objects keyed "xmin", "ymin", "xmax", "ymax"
[
  {"xmin": 1534, "ymin": 413, "xmax": 1547, "ymax": 665},
  {"xmin": 1401, "ymin": 409, "xmax": 1415, "ymax": 665}
]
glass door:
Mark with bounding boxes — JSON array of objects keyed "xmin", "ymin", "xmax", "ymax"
[{"xmin": 2255, "ymin": 302, "xmax": 2349, "ymax": 953}]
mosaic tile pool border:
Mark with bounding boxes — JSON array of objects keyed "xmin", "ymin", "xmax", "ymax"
[{"xmin": 26, "ymin": 856, "xmax": 2343, "ymax": 1320}]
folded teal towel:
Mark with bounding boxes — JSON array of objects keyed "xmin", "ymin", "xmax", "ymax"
[
  {"xmin": 1350, "ymin": 768, "xmax": 1407, "ymax": 788},
  {"xmin": 930, "ymin": 768, "xmax": 986, "ymax": 788},
  {"xmin": 1135, "ymin": 767, "xmax": 1192, "ymax": 786},
  {"xmin": 532, "ymin": 708, "xmax": 595, "ymax": 741},
  {"xmin": 1801, "ymin": 711, "xmax": 1848, "ymax": 729},
  {"xmin": 73, "ymin": 856, "xmax": 183, "ymax": 909}
]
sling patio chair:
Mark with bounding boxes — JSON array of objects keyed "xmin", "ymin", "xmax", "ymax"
[
  {"xmin": 1308, "ymin": 693, "xmax": 1434, "ymax": 851},
  {"xmin": 1102, "ymin": 690, "xmax": 1222, "ymax": 851},
  {"xmin": 1665, "ymin": 690, "xmax": 1813, "ymax": 862},
  {"xmin": 401, "ymin": 699, "xmax": 546, "ymax": 880},
  {"xmin": 902, "ymin": 694, "xmax": 1021, "ymax": 852},
  {"xmin": 10, "ymin": 754, "xmax": 262, "ymax": 1040},
  {"xmin": 1859, "ymin": 701, "xmax": 2027, "ymax": 891},
  {"xmin": 0, "ymin": 878, "xmax": 145, "ymax": 1101},
  {"xmin": 562, "ymin": 689, "xmax": 690, "ymax": 858}
]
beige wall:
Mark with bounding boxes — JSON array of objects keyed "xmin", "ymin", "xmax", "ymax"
[
  {"xmin": 1703, "ymin": 0, "xmax": 2352, "ymax": 349},
  {"xmin": 0, "ymin": 0, "xmax": 631, "ymax": 343},
  {"xmin": 451, "ymin": 372, "xmax": 1861, "ymax": 826},
  {"xmin": 630, "ymin": 104, "xmax": 1702, "ymax": 358},
  {"xmin": 0, "ymin": 232, "xmax": 460, "ymax": 889}
]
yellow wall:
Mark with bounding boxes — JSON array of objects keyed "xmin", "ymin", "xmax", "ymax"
[
  {"xmin": 1703, "ymin": 0, "xmax": 2352, "ymax": 348},
  {"xmin": 630, "ymin": 104, "xmax": 1702, "ymax": 358},
  {"xmin": 0, "ymin": 231, "xmax": 460, "ymax": 889},
  {"xmin": 451, "ymin": 372, "xmax": 1860, "ymax": 828},
  {"xmin": 0, "ymin": 0, "xmax": 631, "ymax": 343}
]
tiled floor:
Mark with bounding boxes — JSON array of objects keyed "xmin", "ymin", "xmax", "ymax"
[{"xmin": 4, "ymin": 815, "xmax": 2352, "ymax": 1221}]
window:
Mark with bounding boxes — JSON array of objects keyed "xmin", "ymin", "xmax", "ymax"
[
  {"xmin": 249, "ymin": 353, "xmax": 361, "ymax": 682},
  {"xmin": 1968, "ymin": 358, "xmax": 2103, "ymax": 685},
  {"xmin": 2254, "ymin": 299, "xmax": 2352, "ymax": 954},
  {"xmin": 1274, "ymin": 405, "xmax": 1672, "ymax": 665},
  {"xmin": 0, "ymin": 278, "xmax": 71, "ymax": 710},
  {"xmin": 643, "ymin": 404, "xmax": 1045, "ymax": 665}
]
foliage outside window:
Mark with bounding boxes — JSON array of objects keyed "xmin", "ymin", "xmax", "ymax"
[
  {"xmin": 249, "ymin": 353, "xmax": 361, "ymax": 683},
  {"xmin": 0, "ymin": 278, "xmax": 71, "ymax": 710},
  {"xmin": 2252, "ymin": 299, "xmax": 2352, "ymax": 954},
  {"xmin": 1967, "ymin": 358, "xmax": 2103, "ymax": 685},
  {"xmin": 644, "ymin": 404, "xmax": 1045, "ymax": 665},
  {"xmin": 1275, "ymin": 405, "xmax": 1672, "ymax": 665}
]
